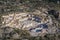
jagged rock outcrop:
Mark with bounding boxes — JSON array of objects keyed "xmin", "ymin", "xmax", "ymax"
[{"xmin": 1, "ymin": 9, "xmax": 59, "ymax": 37}]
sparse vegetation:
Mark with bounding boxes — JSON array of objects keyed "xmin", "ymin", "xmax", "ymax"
[{"xmin": 0, "ymin": 0, "xmax": 60, "ymax": 40}]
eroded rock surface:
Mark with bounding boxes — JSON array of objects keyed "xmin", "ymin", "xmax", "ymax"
[{"xmin": 1, "ymin": 11, "xmax": 58, "ymax": 37}]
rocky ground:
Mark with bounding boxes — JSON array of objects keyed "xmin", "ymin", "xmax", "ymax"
[
  {"xmin": 0, "ymin": 9, "xmax": 60, "ymax": 40},
  {"xmin": 0, "ymin": 0, "xmax": 60, "ymax": 40}
]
